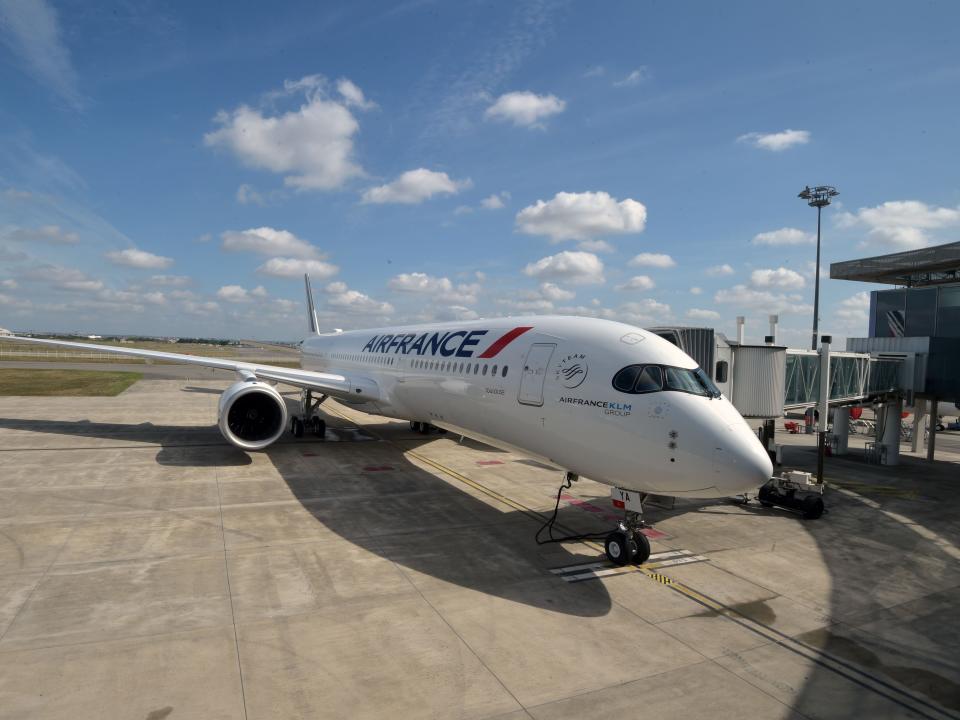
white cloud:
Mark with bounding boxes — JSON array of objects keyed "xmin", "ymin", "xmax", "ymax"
[
  {"xmin": 687, "ymin": 308, "xmax": 721, "ymax": 321},
  {"xmin": 454, "ymin": 205, "xmax": 474, "ymax": 216},
  {"xmin": 324, "ymin": 282, "xmax": 393, "ymax": 315},
  {"xmin": 523, "ymin": 251, "xmax": 604, "ymax": 285},
  {"xmin": 257, "ymin": 257, "xmax": 339, "ymax": 279},
  {"xmin": 361, "ymin": 168, "xmax": 471, "ymax": 204},
  {"xmin": 149, "ymin": 274, "xmax": 191, "ymax": 287},
  {"xmin": 434, "ymin": 305, "xmax": 479, "ymax": 322},
  {"xmin": 613, "ymin": 67, "xmax": 649, "ymax": 87},
  {"xmin": 690, "ymin": 286, "xmax": 702, "ymax": 295},
  {"xmin": 105, "ymin": 248, "xmax": 173, "ymax": 269},
  {"xmin": 629, "ymin": 252, "xmax": 676, "ymax": 268},
  {"xmin": 836, "ymin": 200, "xmax": 960, "ymax": 250},
  {"xmin": 516, "ymin": 191, "xmax": 647, "ymax": 242},
  {"xmin": 4, "ymin": 225, "xmax": 78, "ymax": 244},
  {"xmin": 481, "ymin": 191, "xmax": 510, "ymax": 210},
  {"xmin": 1, "ymin": 279, "xmax": 18, "ymax": 289},
  {"xmin": 750, "ymin": 267, "xmax": 805, "ymax": 290},
  {"xmin": 737, "ymin": 129, "xmax": 810, "ymax": 151},
  {"xmin": 236, "ymin": 184, "xmax": 265, "ymax": 206},
  {"xmin": 221, "ymin": 227, "xmax": 319, "ymax": 258},
  {"xmin": 183, "ymin": 300, "xmax": 220, "ymax": 316},
  {"xmin": 387, "ymin": 272, "xmax": 480, "ymax": 304},
  {"xmin": 0, "ymin": 0, "xmax": 83, "ymax": 109},
  {"xmin": 217, "ymin": 285, "xmax": 251, "ymax": 303},
  {"xmin": 251, "ymin": 285, "xmax": 268, "ymax": 298},
  {"xmin": 484, "ymin": 91, "xmax": 566, "ymax": 128},
  {"xmin": 583, "ymin": 65, "xmax": 605, "ymax": 78},
  {"xmin": 336, "ymin": 78, "xmax": 377, "ymax": 110},
  {"xmin": 752, "ymin": 227, "xmax": 813, "ymax": 246},
  {"xmin": 835, "ymin": 291, "xmax": 871, "ymax": 327},
  {"xmin": 714, "ymin": 285, "xmax": 812, "ymax": 315},
  {"xmin": 204, "ymin": 75, "xmax": 365, "ymax": 190},
  {"xmin": 538, "ymin": 282, "xmax": 574, "ymax": 302},
  {"xmin": 616, "ymin": 275, "xmax": 655, "ymax": 291},
  {"xmin": 577, "ymin": 239, "xmax": 615, "ymax": 253},
  {"xmin": 619, "ymin": 299, "xmax": 672, "ymax": 325},
  {"xmin": 706, "ymin": 263, "xmax": 734, "ymax": 276}
]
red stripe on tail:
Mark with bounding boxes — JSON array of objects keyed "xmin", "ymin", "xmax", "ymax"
[{"xmin": 478, "ymin": 326, "xmax": 533, "ymax": 358}]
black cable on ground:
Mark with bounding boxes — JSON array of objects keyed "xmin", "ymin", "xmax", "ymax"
[{"xmin": 535, "ymin": 474, "xmax": 610, "ymax": 545}]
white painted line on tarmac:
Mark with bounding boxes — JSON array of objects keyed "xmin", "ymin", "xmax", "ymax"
[{"xmin": 551, "ymin": 550, "xmax": 708, "ymax": 583}]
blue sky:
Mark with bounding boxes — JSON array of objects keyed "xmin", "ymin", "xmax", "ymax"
[{"xmin": 1, "ymin": 0, "xmax": 958, "ymax": 343}]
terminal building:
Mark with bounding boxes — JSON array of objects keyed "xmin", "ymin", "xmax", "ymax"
[{"xmin": 831, "ymin": 240, "xmax": 960, "ymax": 456}]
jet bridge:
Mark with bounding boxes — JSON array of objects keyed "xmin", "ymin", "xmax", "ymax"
[{"xmin": 649, "ymin": 326, "xmax": 904, "ymax": 419}]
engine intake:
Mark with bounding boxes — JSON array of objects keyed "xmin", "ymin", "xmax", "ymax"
[{"xmin": 218, "ymin": 380, "xmax": 288, "ymax": 450}]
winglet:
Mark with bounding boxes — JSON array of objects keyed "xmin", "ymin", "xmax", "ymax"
[{"xmin": 304, "ymin": 274, "xmax": 320, "ymax": 334}]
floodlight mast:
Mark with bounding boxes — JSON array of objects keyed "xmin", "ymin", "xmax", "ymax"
[{"xmin": 798, "ymin": 185, "xmax": 839, "ymax": 351}]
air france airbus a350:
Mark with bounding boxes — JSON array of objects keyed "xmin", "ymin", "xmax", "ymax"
[{"xmin": 4, "ymin": 276, "xmax": 772, "ymax": 564}]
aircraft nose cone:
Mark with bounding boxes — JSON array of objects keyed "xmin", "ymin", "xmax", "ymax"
[{"xmin": 712, "ymin": 427, "xmax": 773, "ymax": 495}]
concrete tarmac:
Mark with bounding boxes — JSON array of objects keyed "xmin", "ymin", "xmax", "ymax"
[{"xmin": 0, "ymin": 377, "xmax": 957, "ymax": 719}]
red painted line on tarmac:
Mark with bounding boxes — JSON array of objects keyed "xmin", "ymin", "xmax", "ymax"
[
  {"xmin": 560, "ymin": 493, "xmax": 668, "ymax": 539},
  {"xmin": 476, "ymin": 460, "xmax": 505, "ymax": 466},
  {"xmin": 363, "ymin": 465, "xmax": 394, "ymax": 472},
  {"xmin": 478, "ymin": 326, "xmax": 533, "ymax": 358}
]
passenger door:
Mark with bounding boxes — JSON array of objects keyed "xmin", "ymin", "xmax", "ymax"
[{"xmin": 518, "ymin": 343, "xmax": 555, "ymax": 406}]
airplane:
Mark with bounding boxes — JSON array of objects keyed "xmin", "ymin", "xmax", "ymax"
[{"xmin": 3, "ymin": 275, "xmax": 773, "ymax": 565}]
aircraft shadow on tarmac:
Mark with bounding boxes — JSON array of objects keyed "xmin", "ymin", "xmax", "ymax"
[{"xmin": 0, "ymin": 413, "xmax": 613, "ymax": 617}]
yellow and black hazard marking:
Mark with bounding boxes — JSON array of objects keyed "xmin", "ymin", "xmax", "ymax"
[{"xmin": 646, "ymin": 572, "xmax": 673, "ymax": 585}]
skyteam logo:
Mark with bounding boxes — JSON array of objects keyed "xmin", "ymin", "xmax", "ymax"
[{"xmin": 555, "ymin": 353, "xmax": 588, "ymax": 389}]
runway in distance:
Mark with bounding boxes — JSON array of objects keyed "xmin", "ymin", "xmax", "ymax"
[{"xmin": 4, "ymin": 275, "xmax": 773, "ymax": 564}]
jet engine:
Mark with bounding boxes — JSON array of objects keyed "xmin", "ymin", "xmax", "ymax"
[{"xmin": 218, "ymin": 379, "xmax": 288, "ymax": 450}]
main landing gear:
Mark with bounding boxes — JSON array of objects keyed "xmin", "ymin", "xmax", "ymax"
[
  {"xmin": 409, "ymin": 421, "xmax": 447, "ymax": 435},
  {"xmin": 605, "ymin": 489, "xmax": 652, "ymax": 566},
  {"xmin": 291, "ymin": 389, "xmax": 328, "ymax": 439}
]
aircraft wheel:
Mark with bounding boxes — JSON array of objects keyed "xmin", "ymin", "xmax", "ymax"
[
  {"xmin": 757, "ymin": 484, "xmax": 776, "ymax": 508},
  {"xmin": 437, "ymin": 427, "xmax": 448, "ymax": 435},
  {"xmin": 291, "ymin": 417, "xmax": 304, "ymax": 438},
  {"xmin": 802, "ymin": 495, "xmax": 825, "ymax": 520},
  {"xmin": 312, "ymin": 417, "xmax": 326, "ymax": 437},
  {"xmin": 410, "ymin": 421, "xmax": 421, "ymax": 432},
  {"xmin": 419, "ymin": 423, "xmax": 431, "ymax": 434},
  {"xmin": 604, "ymin": 531, "xmax": 633, "ymax": 566},
  {"xmin": 631, "ymin": 531, "xmax": 651, "ymax": 564}
]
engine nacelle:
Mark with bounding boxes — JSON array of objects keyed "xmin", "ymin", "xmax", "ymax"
[{"xmin": 218, "ymin": 380, "xmax": 288, "ymax": 450}]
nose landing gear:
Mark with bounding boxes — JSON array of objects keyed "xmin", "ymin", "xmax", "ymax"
[{"xmin": 605, "ymin": 503, "xmax": 652, "ymax": 566}]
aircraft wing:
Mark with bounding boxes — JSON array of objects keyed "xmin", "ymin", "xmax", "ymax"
[{"xmin": 1, "ymin": 335, "xmax": 379, "ymax": 402}]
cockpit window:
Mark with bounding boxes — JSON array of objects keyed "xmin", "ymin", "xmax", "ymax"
[
  {"xmin": 612, "ymin": 365, "xmax": 642, "ymax": 393},
  {"xmin": 664, "ymin": 366, "xmax": 704, "ymax": 394},
  {"xmin": 635, "ymin": 365, "xmax": 663, "ymax": 392},
  {"xmin": 612, "ymin": 364, "xmax": 717, "ymax": 397}
]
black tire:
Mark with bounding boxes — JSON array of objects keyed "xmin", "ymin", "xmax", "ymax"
[
  {"xmin": 604, "ymin": 531, "xmax": 633, "ymax": 566},
  {"xmin": 410, "ymin": 421, "xmax": 421, "ymax": 432},
  {"xmin": 312, "ymin": 417, "xmax": 326, "ymax": 437},
  {"xmin": 801, "ymin": 495, "xmax": 825, "ymax": 520},
  {"xmin": 631, "ymin": 531, "xmax": 651, "ymax": 564},
  {"xmin": 291, "ymin": 417, "xmax": 304, "ymax": 438},
  {"xmin": 419, "ymin": 423, "xmax": 431, "ymax": 434},
  {"xmin": 437, "ymin": 427, "xmax": 448, "ymax": 435},
  {"xmin": 937, "ymin": 424, "xmax": 945, "ymax": 431},
  {"xmin": 757, "ymin": 485, "xmax": 776, "ymax": 508}
]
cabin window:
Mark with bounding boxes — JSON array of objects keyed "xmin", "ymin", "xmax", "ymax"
[
  {"xmin": 492, "ymin": 364, "xmax": 497, "ymax": 376},
  {"xmin": 502, "ymin": 366, "xmax": 508, "ymax": 378},
  {"xmin": 482, "ymin": 365, "xmax": 488, "ymax": 376}
]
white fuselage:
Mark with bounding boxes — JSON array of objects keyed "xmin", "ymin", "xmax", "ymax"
[{"xmin": 301, "ymin": 316, "xmax": 772, "ymax": 498}]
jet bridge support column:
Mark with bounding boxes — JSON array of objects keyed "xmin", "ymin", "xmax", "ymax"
[
  {"xmin": 911, "ymin": 399, "xmax": 927, "ymax": 453},
  {"xmin": 832, "ymin": 407, "xmax": 849, "ymax": 456},
  {"xmin": 879, "ymin": 398, "xmax": 903, "ymax": 466},
  {"xmin": 927, "ymin": 398, "xmax": 938, "ymax": 461}
]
